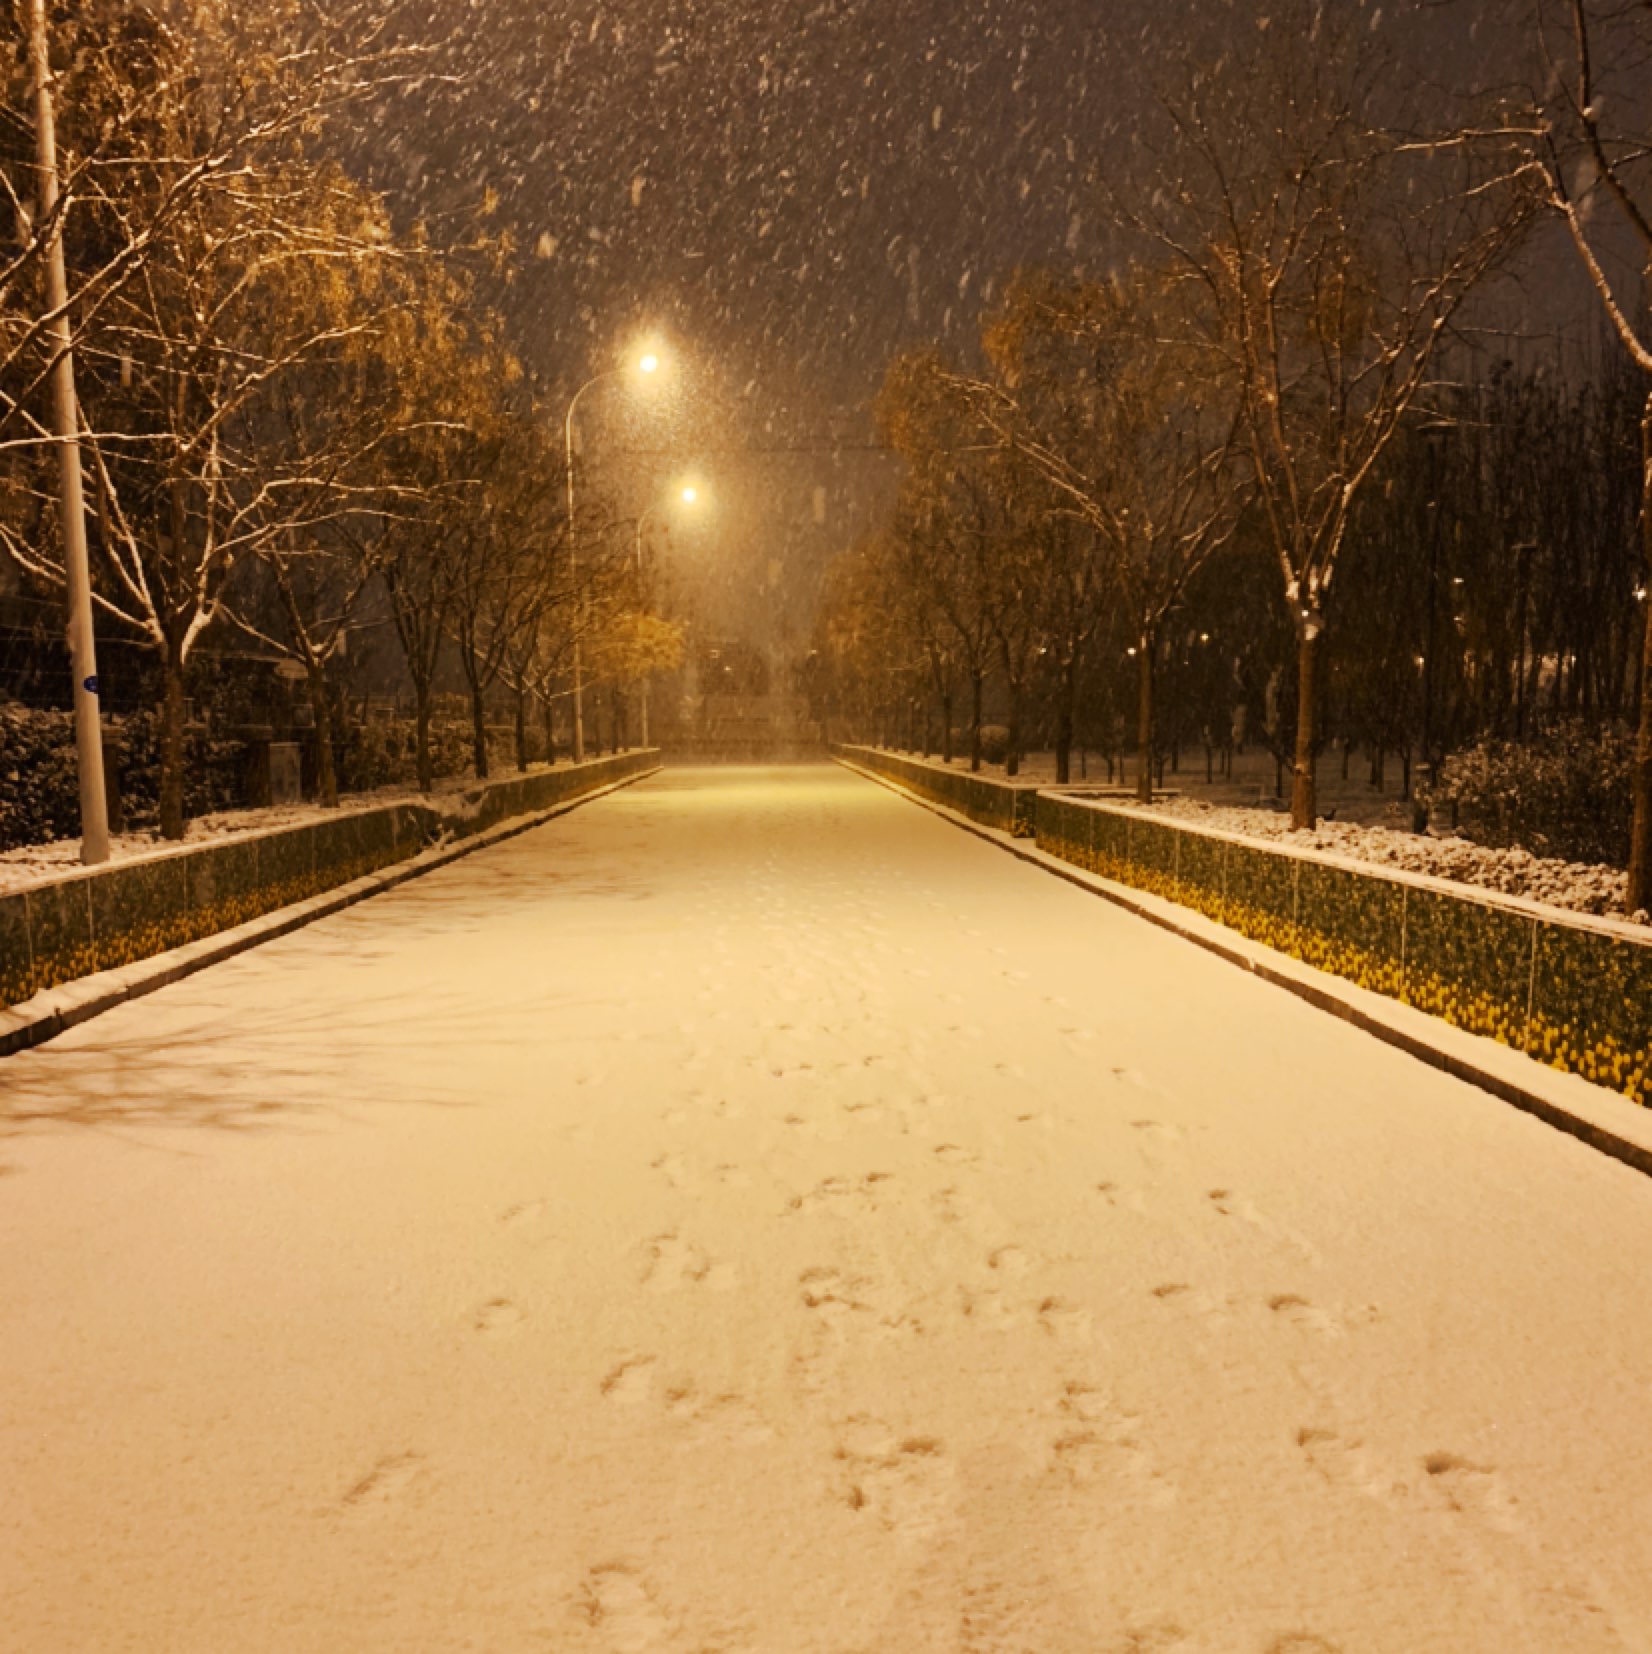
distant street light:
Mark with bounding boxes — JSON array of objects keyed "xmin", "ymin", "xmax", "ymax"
[{"xmin": 564, "ymin": 345, "xmax": 664, "ymax": 762}]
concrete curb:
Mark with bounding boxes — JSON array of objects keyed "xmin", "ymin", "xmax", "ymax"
[
  {"xmin": 0, "ymin": 765, "xmax": 661, "ymax": 1060},
  {"xmin": 837, "ymin": 756, "xmax": 1652, "ymax": 1183}
]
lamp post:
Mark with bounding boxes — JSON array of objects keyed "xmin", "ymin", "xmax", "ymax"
[
  {"xmin": 1413, "ymin": 423, "xmax": 1450, "ymax": 833},
  {"xmin": 564, "ymin": 350, "xmax": 660, "ymax": 762},
  {"xmin": 631, "ymin": 484, "xmax": 700, "ymax": 749},
  {"xmin": 28, "ymin": 0, "xmax": 109, "ymax": 864}
]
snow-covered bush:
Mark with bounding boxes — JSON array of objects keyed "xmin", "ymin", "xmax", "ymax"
[
  {"xmin": 978, "ymin": 724, "xmax": 1011, "ymax": 764},
  {"xmin": 115, "ymin": 713, "xmax": 246, "ymax": 825},
  {"xmin": 0, "ymin": 706, "xmax": 83, "ymax": 850},
  {"xmin": 1426, "ymin": 723, "xmax": 1633, "ymax": 869},
  {"xmin": 0, "ymin": 706, "xmax": 252, "ymax": 848},
  {"xmin": 338, "ymin": 718, "xmax": 475, "ymax": 794}
]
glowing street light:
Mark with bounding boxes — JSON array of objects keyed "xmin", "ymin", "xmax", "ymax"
[{"xmin": 563, "ymin": 344, "xmax": 667, "ymax": 761}]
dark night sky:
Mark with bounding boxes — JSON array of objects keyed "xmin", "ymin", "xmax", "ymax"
[{"xmin": 352, "ymin": 0, "xmax": 1585, "ymax": 650}]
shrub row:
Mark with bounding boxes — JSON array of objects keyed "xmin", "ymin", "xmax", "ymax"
[
  {"xmin": 0, "ymin": 703, "xmax": 515, "ymax": 851},
  {"xmin": 0, "ymin": 751, "xmax": 657, "ymax": 1011},
  {"xmin": 1034, "ymin": 794, "xmax": 1651, "ymax": 1108},
  {"xmin": 837, "ymin": 744, "xmax": 1040, "ymax": 836}
]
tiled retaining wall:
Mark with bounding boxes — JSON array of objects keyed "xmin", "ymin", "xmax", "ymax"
[
  {"xmin": 1034, "ymin": 794, "xmax": 1651, "ymax": 1108},
  {"xmin": 0, "ymin": 751, "xmax": 658, "ymax": 1010},
  {"xmin": 835, "ymin": 745, "xmax": 1040, "ymax": 837}
]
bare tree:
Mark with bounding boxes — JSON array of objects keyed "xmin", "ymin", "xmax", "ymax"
[
  {"xmin": 1113, "ymin": 3, "xmax": 1533, "ymax": 826},
  {"xmin": 1, "ymin": 2, "xmax": 429, "ymax": 836},
  {"xmin": 976, "ymin": 267, "xmax": 1246, "ymax": 793},
  {"xmin": 1530, "ymin": 0, "xmax": 1652, "ymax": 909}
]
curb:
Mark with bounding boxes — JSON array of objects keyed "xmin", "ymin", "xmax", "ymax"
[
  {"xmin": 837, "ymin": 757, "xmax": 1652, "ymax": 1183},
  {"xmin": 0, "ymin": 765, "xmax": 661, "ymax": 1061}
]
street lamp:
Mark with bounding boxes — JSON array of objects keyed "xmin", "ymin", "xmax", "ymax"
[
  {"xmin": 631, "ymin": 481, "xmax": 704, "ymax": 748},
  {"xmin": 1414, "ymin": 422, "xmax": 1450, "ymax": 833},
  {"xmin": 563, "ymin": 346, "xmax": 663, "ymax": 762}
]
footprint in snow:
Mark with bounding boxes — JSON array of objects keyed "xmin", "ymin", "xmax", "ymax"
[
  {"xmin": 1117, "ymin": 1623, "xmax": 1190, "ymax": 1652},
  {"xmin": 1296, "ymin": 1427, "xmax": 1398, "ymax": 1502},
  {"xmin": 340, "ymin": 1451, "xmax": 423, "ymax": 1514},
  {"xmin": 832, "ymin": 1416, "xmax": 955, "ymax": 1539},
  {"xmin": 599, "ymin": 1357, "xmax": 657, "ymax": 1405},
  {"xmin": 640, "ymin": 1233, "xmax": 735, "ymax": 1292},
  {"xmin": 650, "ymin": 1154, "xmax": 692, "ymax": 1192},
  {"xmin": 785, "ymin": 1172, "xmax": 895, "ymax": 1215},
  {"xmin": 1095, "ymin": 1180, "xmax": 1147, "ymax": 1213},
  {"xmin": 1422, "ymin": 1451, "xmax": 1521, "ymax": 1531},
  {"xmin": 499, "ymin": 1199, "xmax": 546, "ymax": 1232},
  {"xmin": 577, "ymin": 1563, "xmax": 678, "ymax": 1652},
  {"xmin": 1267, "ymin": 1294, "xmax": 1342, "ymax": 1337},
  {"xmin": 1049, "ymin": 1382, "xmax": 1177, "ymax": 1505},
  {"xmin": 474, "ymin": 1298, "xmax": 525, "ymax": 1336},
  {"xmin": 1037, "ymin": 1296, "xmax": 1094, "ymax": 1344}
]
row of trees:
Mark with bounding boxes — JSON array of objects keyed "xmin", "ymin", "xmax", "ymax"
[
  {"xmin": 818, "ymin": 1, "xmax": 1652, "ymax": 908},
  {"xmin": 1, "ymin": 1, "xmax": 678, "ymax": 840}
]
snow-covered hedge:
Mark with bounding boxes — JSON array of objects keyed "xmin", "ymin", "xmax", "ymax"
[
  {"xmin": 840, "ymin": 744, "xmax": 1038, "ymax": 836},
  {"xmin": 1035, "ymin": 794, "xmax": 1650, "ymax": 1108},
  {"xmin": 1424, "ymin": 723, "xmax": 1633, "ymax": 869},
  {"xmin": 1147, "ymin": 798, "xmax": 1633, "ymax": 921},
  {"xmin": 0, "ymin": 705, "xmax": 507, "ymax": 853},
  {"xmin": 0, "ymin": 750, "xmax": 658, "ymax": 1014}
]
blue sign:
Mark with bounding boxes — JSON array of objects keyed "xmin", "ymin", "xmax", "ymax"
[{"xmin": 82, "ymin": 675, "xmax": 99, "ymax": 695}]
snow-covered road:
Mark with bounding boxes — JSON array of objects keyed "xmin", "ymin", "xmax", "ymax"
[{"xmin": 3, "ymin": 762, "xmax": 1651, "ymax": 1653}]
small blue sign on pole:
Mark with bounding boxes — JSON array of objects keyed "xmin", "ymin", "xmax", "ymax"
[{"xmin": 82, "ymin": 675, "xmax": 99, "ymax": 695}]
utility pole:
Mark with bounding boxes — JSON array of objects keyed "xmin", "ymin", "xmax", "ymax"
[
  {"xmin": 563, "ymin": 399, "xmax": 586, "ymax": 764},
  {"xmin": 28, "ymin": 0, "xmax": 110, "ymax": 864}
]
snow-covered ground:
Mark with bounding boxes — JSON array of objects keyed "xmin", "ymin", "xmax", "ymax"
[
  {"xmin": 2, "ymin": 762, "xmax": 1650, "ymax": 1652},
  {"xmin": 876, "ymin": 746, "xmax": 1642, "ymax": 923},
  {"xmin": 1136, "ymin": 796, "xmax": 1639, "ymax": 922}
]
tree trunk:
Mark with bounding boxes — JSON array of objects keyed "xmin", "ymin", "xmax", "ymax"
[
  {"xmin": 515, "ymin": 686, "xmax": 530, "ymax": 772},
  {"xmin": 414, "ymin": 682, "xmax": 434, "ymax": 793},
  {"xmin": 470, "ymin": 682, "xmax": 490, "ymax": 779},
  {"xmin": 1005, "ymin": 682, "xmax": 1022, "ymax": 778},
  {"xmin": 1290, "ymin": 625, "xmax": 1319, "ymax": 830},
  {"xmin": 1054, "ymin": 661, "xmax": 1076, "ymax": 785},
  {"xmin": 1627, "ymin": 393, "xmax": 1652, "ymax": 915},
  {"xmin": 306, "ymin": 663, "xmax": 339, "ymax": 808},
  {"xmin": 1136, "ymin": 641, "xmax": 1155, "ymax": 805},
  {"xmin": 158, "ymin": 657, "xmax": 187, "ymax": 841},
  {"xmin": 970, "ymin": 672, "xmax": 984, "ymax": 772},
  {"xmin": 940, "ymin": 691, "xmax": 954, "ymax": 763}
]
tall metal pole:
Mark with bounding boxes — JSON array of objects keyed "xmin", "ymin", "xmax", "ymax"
[
  {"xmin": 1413, "ymin": 428, "xmax": 1447, "ymax": 835},
  {"xmin": 634, "ymin": 505, "xmax": 657, "ymax": 750},
  {"xmin": 563, "ymin": 390, "xmax": 588, "ymax": 764},
  {"xmin": 29, "ymin": 0, "xmax": 109, "ymax": 864}
]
